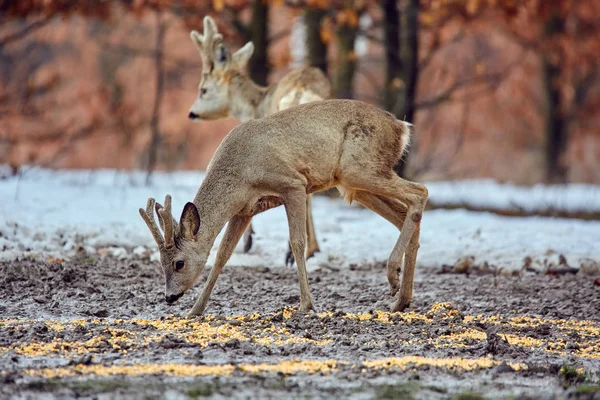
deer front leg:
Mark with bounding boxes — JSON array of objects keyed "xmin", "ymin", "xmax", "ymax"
[
  {"xmin": 285, "ymin": 195, "xmax": 320, "ymax": 267},
  {"xmin": 187, "ymin": 215, "xmax": 252, "ymax": 318},
  {"xmin": 242, "ymin": 223, "xmax": 254, "ymax": 253},
  {"xmin": 284, "ymin": 190, "xmax": 315, "ymax": 312},
  {"xmin": 305, "ymin": 195, "xmax": 320, "ymax": 259}
]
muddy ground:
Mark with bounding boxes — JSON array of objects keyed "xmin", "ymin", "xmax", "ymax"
[{"xmin": 1, "ymin": 253, "xmax": 599, "ymax": 399}]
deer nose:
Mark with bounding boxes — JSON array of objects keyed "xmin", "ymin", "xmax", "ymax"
[
  {"xmin": 188, "ymin": 111, "xmax": 199, "ymax": 120},
  {"xmin": 165, "ymin": 293, "xmax": 183, "ymax": 304}
]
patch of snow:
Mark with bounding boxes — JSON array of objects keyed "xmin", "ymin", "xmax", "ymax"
[
  {"xmin": 1, "ymin": 168, "xmax": 599, "ymax": 272},
  {"xmin": 355, "ymin": 14, "xmax": 372, "ymax": 57},
  {"xmin": 427, "ymin": 179, "xmax": 600, "ymax": 213},
  {"xmin": 133, "ymin": 246, "xmax": 148, "ymax": 257},
  {"xmin": 290, "ymin": 16, "xmax": 307, "ymax": 69}
]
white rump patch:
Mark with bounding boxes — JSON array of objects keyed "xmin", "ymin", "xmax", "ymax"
[{"xmin": 279, "ymin": 89, "xmax": 323, "ymax": 111}]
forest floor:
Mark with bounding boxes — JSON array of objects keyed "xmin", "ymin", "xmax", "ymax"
[{"xmin": 1, "ymin": 254, "xmax": 599, "ymax": 399}]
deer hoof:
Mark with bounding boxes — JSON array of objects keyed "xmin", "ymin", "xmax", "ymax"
[
  {"xmin": 390, "ymin": 298, "xmax": 410, "ymax": 313},
  {"xmin": 185, "ymin": 309, "xmax": 203, "ymax": 319},
  {"xmin": 298, "ymin": 303, "xmax": 315, "ymax": 314}
]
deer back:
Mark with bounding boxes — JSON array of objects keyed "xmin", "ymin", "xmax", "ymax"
[{"xmin": 263, "ymin": 67, "xmax": 332, "ymax": 115}]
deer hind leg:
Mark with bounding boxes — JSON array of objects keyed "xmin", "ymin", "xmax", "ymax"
[
  {"xmin": 379, "ymin": 180, "xmax": 427, "ymax": 311},
  {"xmin": 242, "ymin": 222, "xmax": 254, "ymax": 253},
  {"xmin": 341, "ymin": 176, "xmax": 427, "ymax": 312},
  {"xmin": 359, "ymin": 191, "xmax": 424, "ymax": 312},
  {"xmin": 284, "ymin": 188, "xmax": 315, "ymax": 312},
  {"xmin": 187, "ymin": 215, "xmax": 252, "ymax": 318},
  {"xmin": 352, "ymin": 191, "xmax": 418, "ymax": 309},
  {"xmin": 394, "ymin": 222, "xmax": 420, "ymax": 312},
  {"xmin": 351, "ymin": 191, "xmax": 407, "ymax": 283}
]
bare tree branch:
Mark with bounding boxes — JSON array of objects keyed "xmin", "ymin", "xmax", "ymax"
[
  {"xmin": 357, "ymin": 66, "xmax": 384, "ymax": 94},
  {"xmin": 0, "ymin": 15, "xmax": 53, "ymax": 48},
  {"xmin": 36, "ymin": 124, "xmax": 98, "ymax": 168},
  {"xmin": 360, "ymin": 31, "xmax": 384, "ymax": 45},
  {"xmin": 269, "ymin": 28, "xmax": 290, "ymax": 44},
  {"xmin": 495, "ymin": 25, "xmax": 539, "ymax": 53},
  {"xmin": 414, "ymin": 75, "xmax": 494, "ymax": 109},
  {"xmin": 224, "ymin": 5, "xmax": 250, "ymax": 41},
  {"xmin": 98, "ymin": 41, "xmax": 156, "ymax": 58},
  {"xmin": 146, "ymin": 11, "xmax": 166, "ymax": 184},
  {"xmin": 570, "ymin": 67, "xmax": 600, "ymax": 118},
  {"xmin": 416, "ymin": 50, "xmax": 526, "ymax": 110},
  {"xmin": 419, "ymin": 29, "xmax": 466, "ymax": 72}
]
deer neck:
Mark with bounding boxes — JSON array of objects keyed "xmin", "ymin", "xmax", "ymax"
[
  {"xmin": 228, "ymin": 72, "xmax": 273, "ymax": 122},
  {"xmin": 191, "ymin": 169, "xmax": 243, "ymax": 247}
]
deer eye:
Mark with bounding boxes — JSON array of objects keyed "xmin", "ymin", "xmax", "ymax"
[
  {"xmin": 174, "ymin": 260, "xmax": 185, "ymax": 271},
  {"xmin": 200, "ymin": 88, "xmax": 207, "ymax": 95}
]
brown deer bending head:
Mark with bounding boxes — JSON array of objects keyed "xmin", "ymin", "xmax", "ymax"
[{"xmin": 139, "ymin": 195, "xmax": 207, "ymax": 304}]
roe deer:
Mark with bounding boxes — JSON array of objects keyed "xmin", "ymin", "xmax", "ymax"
[
  {"xmin": 140, "ymin": 99, "xmax": 428, "ymax": 317},
  {"xmin": 187, "ymin": 16, "xmax": 331, "ymax": 265}
]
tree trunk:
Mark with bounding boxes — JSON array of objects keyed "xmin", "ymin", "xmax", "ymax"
[
  {"xmin": 382, "ymin": 0, "xmax": 401, "ymax": 111},
  {"xmin": 305, "ymin": 7, "xmax": 328, "ymax": 74},
  {"xmin": 334, "ymin": 19, "xmax": 358, "ymax": 99},
  {"xmin": 248, "ymin": 0, "xmax": 269, "ymax": 86},
  {"xmin": 542, "ymin": 11, "xmax": 567, "ymax": 183},
  {"xmin": 393, "ymin": 0, "xmax": 419, "ymax": 177},
  {"xmin": 146, "ymin": 12, "xmax": 165, "ymax": 185}
]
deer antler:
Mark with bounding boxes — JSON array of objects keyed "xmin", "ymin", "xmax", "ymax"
[
  {"xmin": 139, "ymin": 198, "xmax": 164, "ymax": 248},
  {"xmin": 203, "ymin": 15, "xmax": 218, "ymax": 43},
  {"xmin": 157, "ymin": 195, "xmax": 175, "ymax": 249},
  {"xmin": 190, "ymin": 16, "xmax": 227, "ymax": 70}
]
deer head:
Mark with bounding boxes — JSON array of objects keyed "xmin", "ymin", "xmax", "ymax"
[
  {"xmin": 139, "ymin": 195, "xmax": 209, "ymax": 304},
  {"xmin": 188, "ymin": 16, "xmax": 255, "ymax": 122}
]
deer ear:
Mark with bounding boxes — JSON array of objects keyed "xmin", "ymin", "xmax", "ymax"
[
  {"xmin": 213, "ymin": 35, "xmax": 230, "ymax": 67},
  {"xmin": 190, "ymin": 30, "xmax": 204, "ymax": 53},
  {"xmin": 180, "ymin": 202, "xmax": 200, "ymax": 239},
  {"xmin": 232, "ymin": 42, "xmax": 254, "ymax": 71}
]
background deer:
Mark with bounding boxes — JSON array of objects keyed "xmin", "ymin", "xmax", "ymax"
[
  {"xmin": 140, "ymin": 99, "xmax": 428, "ymax": 317},
  {"xmin": 187, "ymin": 16, "xmax": 331, "ymax": 265}
]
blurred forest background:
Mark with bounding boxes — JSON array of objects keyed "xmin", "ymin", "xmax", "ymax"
[{"xmin": 0, "ymin": 0, "xmax": 598, "ymax": 184}]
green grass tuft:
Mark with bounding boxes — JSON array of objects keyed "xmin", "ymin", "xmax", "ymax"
[
  {"xmin": 452, "ymin": 392, "xmax": 486, "ymax": 400},
  {"xmin": 375, "ymin": 382, "xmax": 418, "ymax": 400},
  {"xmin": 574, "ymin": 385, "xmax": 600, "ymax": 395},
  {"xmin": 187, "ymin": 383, "xmax": 215, "ymax": 398},
  {"xmin": 424, "ymin": 385, "xmax": 448, "ymax": 393},
  {"xmin": 560, "ymin": 364, "xmax": 586, "ymax": 388}
]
